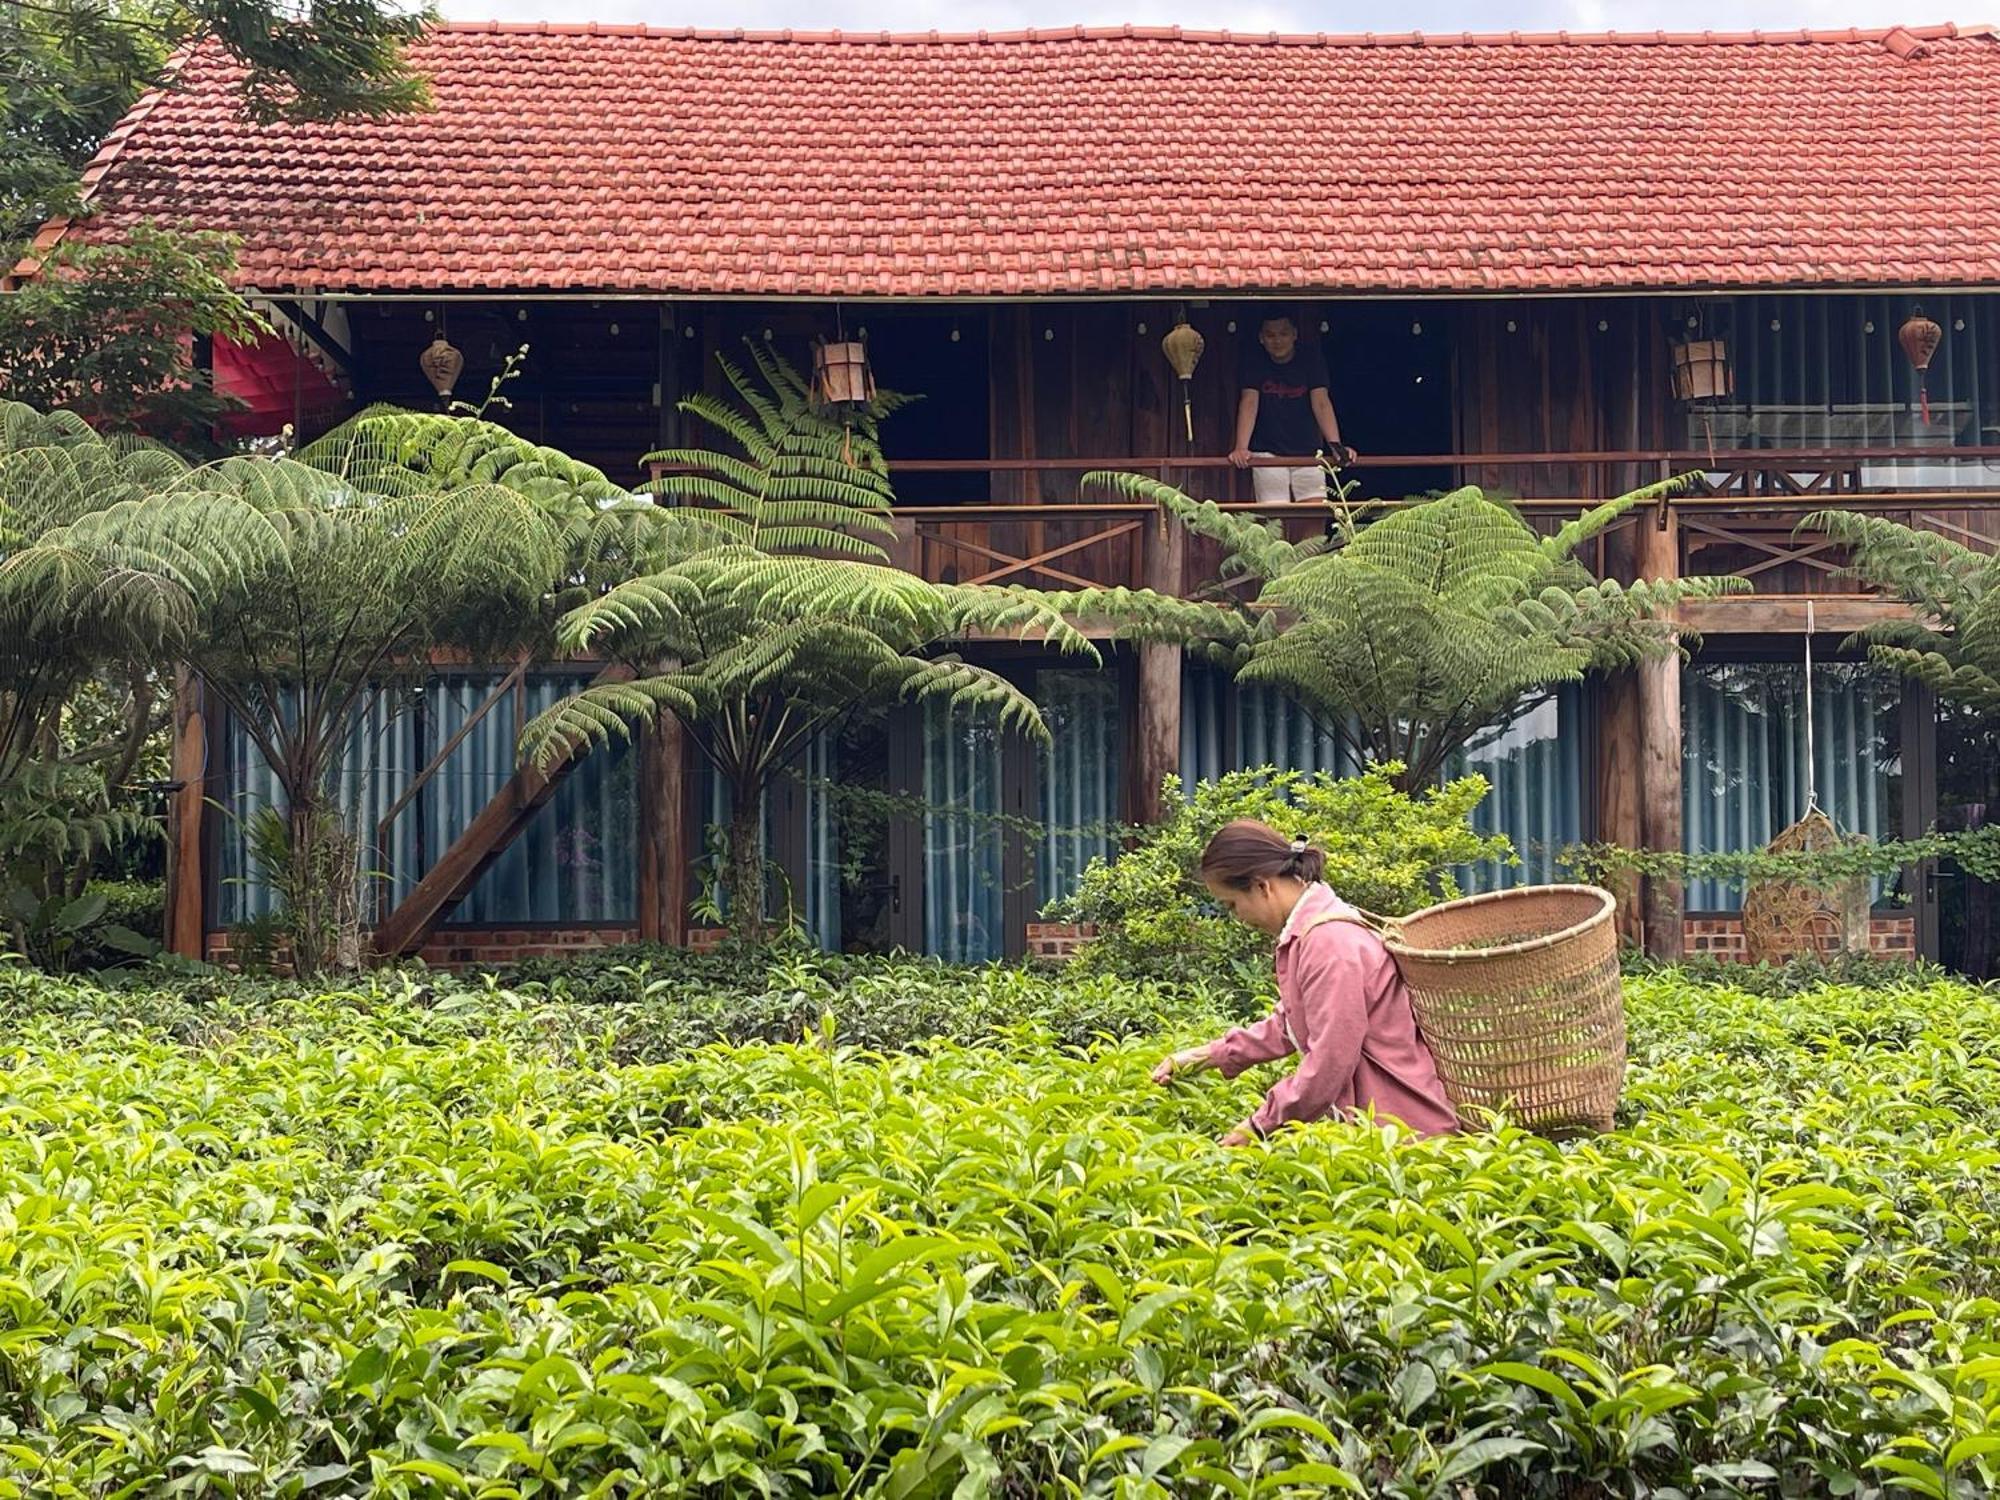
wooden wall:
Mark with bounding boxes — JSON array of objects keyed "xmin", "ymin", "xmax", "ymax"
[
  {"xmin": 1455, "ymin": 297, "xmax": 1676, "ymax": 507},
  {"xmin": 349, "ymin": 300, "xmax": 664, "ymax": 486}
]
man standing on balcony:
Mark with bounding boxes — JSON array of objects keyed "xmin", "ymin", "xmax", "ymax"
[{"xmin": 1228, "ymin": 309, "xmax": 1356, "ymax": 502}]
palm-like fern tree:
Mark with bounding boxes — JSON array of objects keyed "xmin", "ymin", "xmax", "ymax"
[
  {"xmin": 0, "ymin": 403, "xmax": 195, "ymax": 938},
  {"xmin": 1805, "ymin": 509, "xmax": 2000, "ymax": 706},
  {"xmin": 7, "ymin": 405, "xmax": 622, "ymax": 972},
  {"xmin": 521, "ymin": 344, "xmax": 1098, "ymax": 937},
  {"xmin": 1082, "ymin": 473, "xmax": 1744, "ymax": 792}
]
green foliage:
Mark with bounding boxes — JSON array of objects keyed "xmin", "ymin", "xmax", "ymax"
[
  {"xmin": 0, "ymin": 227, "xmax": 268, "ymax": 442},
  {"xmin": 1627, "ymin": 947, "xmax": 1949, "ymax": 997},
  {"xmin": 0, "ymin": 963, "xmax": 1995, "ymax": 1495},
  {"xmin": 1808, "ymin": 508, "xmax": 2000, "ymax": 715},
  {"xmin": 4, "ymin": 0, "xmax": 432, "ymax": 249},
  {"xmin": 1565, "ymin": 826, "xmax": 2000, "ymax": 891},
  {"xmin": 1084, "ymin": 472, "xmax": 1745, "ymax": 790},
  {"xmin": 523, "ymin": 345, "xmax": 1095, "ymax": 939},
  {"xmin": 5, "ymin": 0, "xmax": 431, "ymax": 435},
  {"xmin": 1051, "ymin": 765, "xmax": 1511, "ymax": 985}
]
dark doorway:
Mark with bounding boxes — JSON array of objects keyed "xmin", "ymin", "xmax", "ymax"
[
  {"xmin": 862, "ymin": 312, "xmax": 992, "ymax": 503},
  {"xmin": 1319, "ymin": 302, "xmax": 1455, "ymax": 501}
]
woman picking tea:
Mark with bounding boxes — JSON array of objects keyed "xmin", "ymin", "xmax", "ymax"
[{"xmin": 1152, "ymin": 820, "xmax": 1458, "ymax": 1145}]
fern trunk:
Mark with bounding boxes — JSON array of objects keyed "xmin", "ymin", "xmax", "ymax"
[
  {"xmin": 281, "ymin": 794, "xmax": 362, "ymax": 978},
  {"xmin": 725, "ymin": 780, "xmax": 766, "ymax": 945}
]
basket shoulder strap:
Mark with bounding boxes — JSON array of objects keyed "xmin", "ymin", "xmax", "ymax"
[{"xmin": 1303, "ymin": 909, "xmax": 1390, "ymax": 936}]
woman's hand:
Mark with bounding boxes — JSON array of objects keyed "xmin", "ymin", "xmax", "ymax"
[
  {"xmin": 1219, "ymin": 1120, "xmax": 1258, "ymax": 1148},
  {"xmin": 1151, "ymin": 1045, "xmax": 1213, "ymax": 1085}
]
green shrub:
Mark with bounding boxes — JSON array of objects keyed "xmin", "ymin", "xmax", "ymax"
[
  {"xmin": 0, "ymin": 965, "xmax": 1995, "ymax": 1496},
  {"xmin": 1050, "ymin": 764, "xmax": 1511, "ymax": 985},
  {"xmin": 1628, "ymin": 947, "xmax": 1949, "ymax": 996},
  {"xmin": 71, "ymin": 946, "xmax": 1246, "ymax": 1061}
]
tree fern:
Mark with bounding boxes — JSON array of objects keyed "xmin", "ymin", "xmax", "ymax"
[
  {"xmin": 1805, "ymin": 508, "xmax": 2000, "ymax": 711},
  {"xmin": 1080, "ymin": 472, "xmax": 1742, "ymax": 791},
  {"xmin": 4, "ymin": 400, "xmax": 594, "ymax": 972},
  {"xmin": 643, "ymin": 342, "xmax": 905, "ymax": 558}
]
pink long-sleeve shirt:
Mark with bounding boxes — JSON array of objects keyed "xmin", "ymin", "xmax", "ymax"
[{"xmin": 1209, "ymin": 883, "xmax": 1458, "ymax": 1138}]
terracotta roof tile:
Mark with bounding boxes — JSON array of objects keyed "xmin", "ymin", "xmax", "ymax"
[{"xmin": 23, "ymin": 22, "xmax": 2000, "ymax": 295}]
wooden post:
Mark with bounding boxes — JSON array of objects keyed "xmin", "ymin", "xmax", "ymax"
[
  {"xmin": 1133, "ymin": 511, "xmax": 1186, "ymax": 825},
  {"xmin": 1636, "ymin": 503, "xmax": 1684, "ymax": 960},
  {"xmin": 1595, "ymin": 518, "xmax": 1645, "ymax": 948},
  {"xmin": 165, "ymin": 668, "xmax": 207, "ymax": 959},
  {"xmin": 637, "ymin": 711, "xmax": 688, "ymax": 946}
]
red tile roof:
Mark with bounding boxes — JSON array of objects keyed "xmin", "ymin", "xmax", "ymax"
[{"xmin": 26, "ymin": 22, "xmax": 2000, "ymax": 297}]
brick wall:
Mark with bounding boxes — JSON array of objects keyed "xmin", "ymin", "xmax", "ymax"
[
  {"xmin": 1025, "ymin": 922, "xmax": 1094, "ymax": 961},
  {"xmin": 1682, "ymin": 915, "xmax": 1916, "ymax": 962},
  {"xmin": 206, "ymin": 927, "xmax": 640, "ymax": 971}
]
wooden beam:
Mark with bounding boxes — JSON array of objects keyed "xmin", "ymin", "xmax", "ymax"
[
  {"xmin": 1679, "ymin": 596, "xmax": 1917, "ymax": 635},
  {"xmin": 1594, "ymin": 508, "xmax": 1644, "ymax": 947},
  {"xmin": 266, "ymin": 299, "xmax": 356, "ymax": 378},
  {"xmin": 165, "ymin": 668, "xmax": 207, "ymax": 960},
  {"xmin": 1133, "ymin": 513, "xmax": 1186, "ymax": 825},
  {"xmin": 637, "ymin": 711, "xmax": 689, "ymax": 946},
  {"xmin": 371, "ymin": 664, "xmax": 634, "ymax": 959},
  {"xmin": 1635, "ymin": 509, "xmax": 1683, "ymax": 960}
]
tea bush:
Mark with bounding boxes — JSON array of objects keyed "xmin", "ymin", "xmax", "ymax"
[
  {"xmin": 0, "ymin": 964, "xmax": 1995, "ymax": 1497},
  {"xmin": 1050, "ymin": 766, "xmax": 1510, "ymax": 986},
  {"xmin": 83, "ymin": 949, "xmax": 1247, "ymax": 1058}
]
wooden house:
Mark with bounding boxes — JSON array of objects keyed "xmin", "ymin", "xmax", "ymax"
[{"xmin": 24, "ymin": 22, "xmax": 2000, "ymax": 968}]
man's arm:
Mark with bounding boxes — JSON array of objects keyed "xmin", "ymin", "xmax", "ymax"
[
  {"xmin": 1309, "ymin": 388, "xmax": 1353, "ymax": 461},
  {"xmin": 1229, "ymin": 389, "xmax": 1259, "ymax": 467}
]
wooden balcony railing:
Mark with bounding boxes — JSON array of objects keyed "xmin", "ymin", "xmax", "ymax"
[{"xmin": 652, "ymin": 446, "xmax": 2000, "ymax": 599}]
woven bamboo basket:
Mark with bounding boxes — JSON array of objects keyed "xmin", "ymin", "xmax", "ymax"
[{"xmin": 1380, "ymin": 884, "xmax": 1625, "ymax": 1138}]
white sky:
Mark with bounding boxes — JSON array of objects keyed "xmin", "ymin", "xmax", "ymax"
[{"xmin": 436, "ymin": 0, "xmax": 1974, "ymax": 41}]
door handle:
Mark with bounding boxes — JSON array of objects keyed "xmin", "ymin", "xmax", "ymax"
[{"xmin": 890, "ymin": 873, "xmax": 902, "ymax": 915}]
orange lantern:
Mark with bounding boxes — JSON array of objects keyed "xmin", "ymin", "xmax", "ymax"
[
  {"xmin": 1898, "ymin": 307, "xmax": 1943, "ymax": 423},
  {"xmin": 419, "ymin": 335, "xmax": 464, "ymax": 400}
]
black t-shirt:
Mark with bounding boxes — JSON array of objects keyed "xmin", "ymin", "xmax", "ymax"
[{"xmin": 1239, "ymin": 342, "xmax": 1331, "ymax": 455}]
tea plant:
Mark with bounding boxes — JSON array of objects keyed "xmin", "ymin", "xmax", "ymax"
[{"xmin": 0, "ymin": 963, "xmax": 1994, "ymax": 1496}]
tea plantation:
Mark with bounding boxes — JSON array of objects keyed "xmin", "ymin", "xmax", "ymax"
[{"xmin": 0, "ymin": 959, "xmax": 1995, "ymax": 1497}]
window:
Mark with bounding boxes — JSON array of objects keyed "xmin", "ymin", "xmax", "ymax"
[
  {"xmin": 1682, "ymin": 661, "xmax": 1903, "ymax": 913},
  {"xmin": 1685, "ymin": 294, "xmax": 2000, "ymax": 487},
  {"xmin": 1451, "ymin": 687, "xmax": 1586, "ymax": 891}
]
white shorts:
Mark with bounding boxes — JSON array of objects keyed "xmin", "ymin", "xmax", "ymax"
[{"xmin": 1251, "ymin": 454, "xmax": 1328, "ymax": 503}]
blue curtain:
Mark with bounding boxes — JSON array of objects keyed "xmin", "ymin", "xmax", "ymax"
[
  {"xmin": 214, "ymin": 671, "xmax": 636, "ymax": 927},
  {"xmin": 438, "ymin": 674, "xmax": 636, "ymax": 925},
  {"xmin": 1179, "ymin": 663, "xmax": 1359, "ymax": 784},
  {"xmin": 1695, "ymin": 293, "xmax": 2000, "ymax": 484},
  {"xmin": 922, "ymin": 702, "xmax": 1005, "ymax": 964},
  {"xmin": 1178, "ymin": 665, "xmax": 1583, "ymax": 892},
  {"xmin": 1450, "ymin": 687, "xmax": 1584, "ymax": 890},
  {"xmin": 1683, "ymin": 661, "xmax": 1902, "ymax": 912},
  {"xmin": 1037, "ymin": 670, "xmax": 1121, "ymax": 907}
]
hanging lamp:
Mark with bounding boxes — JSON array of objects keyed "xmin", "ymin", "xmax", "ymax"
[
  {"xmin": 1898, "ymin": 306, "xmax": 1943, "ymax": 424},
  {"xmin": 811, "ymin": 310, "xmax": 875, "ymax": 465},
  {"xmin": 419, "ymin": 319, "xmax": 464, "ymax": 403},
  {"xmin": 1160, "ymin": 315, "xmax": 1205, "ymax": 442}
]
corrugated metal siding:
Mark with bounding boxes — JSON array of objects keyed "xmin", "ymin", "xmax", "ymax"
[
  {"xmin": 1683, "ymin": 662, "xmax": 1900, "ymax": 912},
  {"xmin": 213, "ymin": 671, "xmax": 635, "ymax": 927}
]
